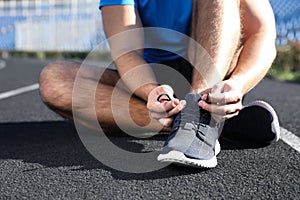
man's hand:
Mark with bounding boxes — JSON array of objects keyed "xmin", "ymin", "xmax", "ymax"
[
  {"xmin": 199, "ymin": 79, "xmax": 243, "ymax": 122},
  {"xmin": 147, "ymin": 85, "xmax": 186, "ymax": 128}
]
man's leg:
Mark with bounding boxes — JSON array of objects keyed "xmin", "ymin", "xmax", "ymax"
[
  {"xmin": 39, "ymin": 61, "xmax": 164, "ymax": 135},
  {"xmin": 189, "ymin": 0, "xmax": 242, "ymax": 91},
  {"xmin": 189, "ymin": 0, "xmax": 280, "ymax": 144}
]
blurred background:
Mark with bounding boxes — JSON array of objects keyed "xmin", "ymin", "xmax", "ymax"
[{"xmin": 0, "ymin": 0, "xmax": 299, "ymax": 81}]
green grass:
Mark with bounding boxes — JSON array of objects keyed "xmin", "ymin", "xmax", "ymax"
[
  {"xmin": 267, "ymin": 42, "xmax": 300, "ymax": 83},
  {"xmin": 2, "ymin": 50, "xmax": 112, "ymax": 61},
  {"xmin": 2, "ymin": 43, "xmax": 300, "ymax": 83},
  {"xmin": 267, "ymin": 68, "xmax": 300, "ymax": 82}
]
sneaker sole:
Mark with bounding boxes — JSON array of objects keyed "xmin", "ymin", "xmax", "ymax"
[{"xmin": 157, "ymin": 140, "xmax": 221, "ymax": 168}]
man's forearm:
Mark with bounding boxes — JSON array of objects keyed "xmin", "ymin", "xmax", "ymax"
[
  {"xmin": 229, "ymin": 32, "xmax": 276, "ymax": 95},
  {"xmin": 115, "ymin": 51, "xmax": 158, "ymax": 101},
  {"xmin": 230, "ymin": 0, "xmax": 277, "ymax": 95}
]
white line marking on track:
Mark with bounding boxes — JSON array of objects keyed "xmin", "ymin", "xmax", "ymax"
[
  {"xmin": 280, "ymin": 127, "xmax": 300, "ymax": 153},
  {"xmin": 0, "ymin": 83, "xmax": 39, "ymax": 100},
  {"xmin": 0, "ymin": 59, "xmax": 6, "ymax": 70}
]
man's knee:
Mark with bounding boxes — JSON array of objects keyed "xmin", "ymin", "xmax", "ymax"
[{"xmin": 39, "ymin": 62, "xmax": 73, "ymax": 108}]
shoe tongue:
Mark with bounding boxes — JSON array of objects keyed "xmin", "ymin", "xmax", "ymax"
[
  {"xmin": 184, "ymin": 93, "xmax": 212, "ymax": 125},
  {"xmin": 184, "ymin": 93, "xmax": 202, "ymax": 110},
  {"xmin": 185, "ymin": 93, "xmax": 202, "ymax": 104},
  {"xmin": 182, "ymin": 93, "xmax": 201, "ymax": 122}
]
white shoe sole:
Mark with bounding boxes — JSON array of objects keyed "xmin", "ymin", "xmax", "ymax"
[{"xmin": 157, "ymin": 140, "xmax": 221, "ymax": 168}]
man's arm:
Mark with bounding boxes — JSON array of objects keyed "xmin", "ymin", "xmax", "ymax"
[
  {"xmin": 102, "ymin": 6, "xmax": 184, "ymax": 127},
  {"xmin": 198, "ymin": 0, "xmax": 277, "ymax": 122},
  {"xmin": 230, "ymin": 0, "xmax": 277, "ymax": 94},
  {"xmin": 101, "ymin": 5, "xmax": 157, "ymax": 101}
]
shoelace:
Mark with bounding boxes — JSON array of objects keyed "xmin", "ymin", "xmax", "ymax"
[
  {"xmin": 180, "ymin": 108, "xmax": 206, "ymax": 133},
  {"xmin": 180, "ymin": 106, "xmax": 211, "ymax": 126},
  {"xmin": 179, "ymin": 107, "xmax": 218, "ymax": 148},
  {"xmin": 179, "ymin": 108, "xmax": 201, "ymax": 126}
]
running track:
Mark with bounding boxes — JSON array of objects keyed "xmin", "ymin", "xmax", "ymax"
[{"xmin": 0, "ymin": 58, "xmax": 299, "ymax": 199}]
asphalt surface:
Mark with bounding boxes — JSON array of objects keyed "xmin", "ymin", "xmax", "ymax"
[{"xmin": 0, "ymin": 58, "xmax": 299, "ymax": 199}]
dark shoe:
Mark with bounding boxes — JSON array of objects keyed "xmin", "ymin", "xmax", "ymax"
[
  {"xmin": 221, "ymin": 101, "xmax": 280, "ymax": 144},
  {"xmin": 157, "ymin": 93, "xmax": 220, "ymax": 168}
]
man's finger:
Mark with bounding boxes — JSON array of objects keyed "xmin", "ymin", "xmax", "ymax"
[
  {"xmin": 166, "ymin": 100, "xmax": 186, "ymax": 117},
  {"xmin": 205, "ymin": 92, "xmax": 242, "ymax": 105},
  {"xmin": 158, "ymin": 118, "xmax": 173, "ymax": 128},
  {"xmin": 199, "ymin": 100, "xmax": 242, "ymax": 115},
  {"xmin": 150, "ymin": 111, "xmax": 168, "ymax": 119},
  {"xmin": 212, "ymin": 111, "xmax": 240, "ymax": 122},
  {"xmin": 148, "ymin": 99, "xmax": 179, "ymax": 113}
]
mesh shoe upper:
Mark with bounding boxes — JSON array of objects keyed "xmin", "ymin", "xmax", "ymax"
[{"xmin": 161, "ymin": 93, "xmax": 220, "ymax": 160}]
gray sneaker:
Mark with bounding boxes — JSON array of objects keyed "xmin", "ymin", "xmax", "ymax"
[{"xmin": 157, "ymin": 93, "xmax": 220, "ymax": 168}]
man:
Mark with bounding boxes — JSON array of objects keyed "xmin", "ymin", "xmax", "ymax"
[{"xmin": 39, "ymin": 0, "xmax": 280, "ymax": 168}]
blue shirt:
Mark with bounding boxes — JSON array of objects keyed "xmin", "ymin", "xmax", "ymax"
[{"xmin": 99, "ymin": 0, "xmax": 192, "ymax": 63}]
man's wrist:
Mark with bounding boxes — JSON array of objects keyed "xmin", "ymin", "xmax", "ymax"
[
  {"xmin": 139, "ymin": 83, "xmax": 159, "ymax": 101},
  {"xmin": 228, "ymin": 76, "xmax": 246, "ymax": 95}
]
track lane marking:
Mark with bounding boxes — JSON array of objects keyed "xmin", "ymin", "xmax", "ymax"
[
  {"xmin": 0, "ymin": 83, "xmax": 39, "ymax": 100},
  {"xmin": 0, "ymin": 83, "xmax": 299, "ymax": 154},
  {"xmin": 0, "ymin": 59, "xmax": 6, "ymax": 70},
  {"xmin": 280, "ymin": 127, "xmax": 300, "ymax": 153}
]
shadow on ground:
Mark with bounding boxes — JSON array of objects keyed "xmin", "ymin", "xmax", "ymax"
[{"xmin": 0, "ymin": 121, "xmax": 270, "ymax": 180}]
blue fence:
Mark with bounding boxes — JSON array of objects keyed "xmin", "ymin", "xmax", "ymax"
[
  {"xmin": 270, "ymin": 0, "xmax": 300, "ymax": 45},
  {"xmin": 0, "ymin": 16, "xmax": 26, "ymax": 49},
  {"xmin": 0, "ymin": 0, "xmax": 299, "ymax": 51},
  {"xmin": 0, "ymin": 0, "xmax": 105, "ymax": 51}
]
